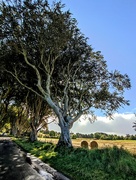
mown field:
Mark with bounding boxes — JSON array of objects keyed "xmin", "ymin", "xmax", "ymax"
[{"xmin": 39, "ymin": 138, "xmax": 136, "ymax": 154}]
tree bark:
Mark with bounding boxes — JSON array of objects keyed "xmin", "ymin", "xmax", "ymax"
[
  {"xmin": 29, "ymin": 123, "xmax": 37, "ymax": 142},
  {"xmin": 16, "ymin": 129, "xmax": 21, "ymax": 137},
  {"xmin": 57, "ymin": 122, "xmax": 72, "ymax": 148},
  {"xmin": 30, "ymin": 129, "xmax": 37, "ymax": 142},
  {"xmin": 10, "ymin": 124, "xmax": 17, "ymax": 136},
  {"xmin": 45, "ymin": 96, "xmax": 73, "ymax": 147}
]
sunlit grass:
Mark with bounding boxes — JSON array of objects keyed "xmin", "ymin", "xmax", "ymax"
[
  {"xmin": 38, "ymin": 137, "xmax": 136, "ymax": 155},
  {"xmin": 14, "ymin": 138, "xmax": 136, "ymax": 180}
]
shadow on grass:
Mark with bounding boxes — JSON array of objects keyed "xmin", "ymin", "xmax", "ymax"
[{"xmin": 14, "ymin": 138, "xmax": 136, "ymax": 180}]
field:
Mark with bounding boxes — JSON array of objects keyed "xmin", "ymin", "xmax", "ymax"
[
  {"xmin": 15, "ymin": 137, "xmax": 136, "ymax": 179},
  {"xmin": 39, "ymin": 137, "xmax": 136, "ymax": 154}
]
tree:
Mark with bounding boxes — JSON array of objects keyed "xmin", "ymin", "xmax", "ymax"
[
  {"xmin": 133, "ymin": 122, "xmax": 136, "ymax": 131},
  {"xmin": 0, "ymin": 74, "xmax": 19, "ymax": 130},
  {"xmin": 25, "ymin": 92, "xmax": 54, "ymax": 142},
  {"xmin": 8, "ymin": 104, "xmax": 30, "ymax": 136},
  {"xmin": 0, "ymin": 45, "xmax": 53, "ymax": 141},
  {"xmin": 1, "ymin": 0, "xmax": 131, "ymax": 147},
  {"xmin": 0, "ymin": 84, "xmax": 11, "ymax": 129},
  {"xmin": 132, "ymin": 113, "xmax": 136, "ymax": 131}
]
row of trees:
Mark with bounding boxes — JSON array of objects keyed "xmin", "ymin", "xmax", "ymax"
[
  {"xmin": 74, "ymin": 132, "xmax": 136, "ymax": 140},
  {"xmin": 38, "ymin": 131, "xmax": 136, "ymax": 140},
  {"xmin": 0, "ymin": 0, "xmax": 131, "ymax": 147},
  {"xmin": 0, "ymin": 93, "xmax": 54, "ymax": 140}
]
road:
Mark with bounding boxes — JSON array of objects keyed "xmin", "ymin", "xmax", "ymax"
[{"xmin": 0, "ymin": 137, "xmax": 70, "ymax": 180}]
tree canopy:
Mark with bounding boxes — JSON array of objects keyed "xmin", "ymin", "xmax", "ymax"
[{"xmin": 0, "ymin": 0, "xmax": 131, "ymax": 147}]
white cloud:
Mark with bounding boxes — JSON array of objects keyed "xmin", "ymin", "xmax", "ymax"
[
  {"xmin": 49, "ymin": 113, "xmax": 136, "ymax": 135},
  {"xmin": 97, "ymin": 116, "xmax": 113, "ymax": 124},
  {"xmin": 71, "ymin": 113, "xmax": 136, "ymax": 135}
]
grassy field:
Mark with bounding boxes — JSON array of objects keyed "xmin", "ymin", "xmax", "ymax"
[
  {"xmin": 39, "ymin": 138, "xmax": 136, "ymax": 154},
  {"xmin": 14, "ymin": 138, "xmax": 136, "ymax": 180}
]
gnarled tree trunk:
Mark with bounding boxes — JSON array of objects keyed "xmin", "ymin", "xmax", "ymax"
[
  {"xmin": 30, "ymin": 129, "xmax": 37, "ymax": 142},
  {"xmin": 45, "ymin": 96, "xmax": 73, "ymax": 148},
  {"xmin": 29, "ymin": 122, "xmax": 37, "ymax": 142},
  {"xmin": 57, "ymin": 122, "xmax": 72, "ymax": 147},
  {"xmin": 11, "ymin": 125, "xmax": 17, "ymax": 136}
]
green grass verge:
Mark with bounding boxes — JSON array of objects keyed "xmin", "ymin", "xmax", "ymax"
[{"xmin": 14, "ymin": 138, "xmax": 136, "ymax": 180}]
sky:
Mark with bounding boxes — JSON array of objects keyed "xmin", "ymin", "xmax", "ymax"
[{"xmin": 49, "ymin": 0, "xmax": 136, "ymax": 135}]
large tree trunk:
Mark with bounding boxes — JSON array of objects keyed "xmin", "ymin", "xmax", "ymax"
[
  {"xmin": 16, "ymin": 129, "xmax": 21, "ymax": 137},
  {"xmin": 30, "ymin": 130, "xmax": 37, "ymax": 142},
  {"xmin": 29, "ymin": 123, "xmax": 37, "ymax": 142},
  {"xmin": 10, "ymin": 124, "xmax": 17, "ymax": 136},
  {"xmin": 45, "ymin": 96, "xmax": 73, "ymax": 148},
  {"xmin": 10, "ymin": 118, "xmax": 17, "ymax": 136},
  {"xmin": 57, "ymin": 122, "xmax": 72, "ymax": 148}
]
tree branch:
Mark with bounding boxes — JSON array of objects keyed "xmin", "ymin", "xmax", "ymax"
[
  {"xmin": 5, "ymin": 68, "xmax": 44, "ymax": 99},
  {"xmin": 21, "ymin": 48, "xmax": 48, "ymax": 97}
]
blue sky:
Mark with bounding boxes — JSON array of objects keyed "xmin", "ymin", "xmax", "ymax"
[{"xmin": 49, "ymin": 0, "xmax": 136, "ymax": 135}]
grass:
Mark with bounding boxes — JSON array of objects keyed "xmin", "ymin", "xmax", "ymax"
[
  {"xmin": 38, "ymin": 137, "xmax": 136, "ymax": 154},
  {"xmin": 14, "ymin": 138, "xmax": 136, "ymax": 180}
]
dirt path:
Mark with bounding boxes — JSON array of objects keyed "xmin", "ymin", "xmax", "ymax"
[{"xmin": 0, "ymin": 137, "xmax": 70, "ymax": 180}]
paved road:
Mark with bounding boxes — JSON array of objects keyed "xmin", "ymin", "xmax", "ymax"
[
  {"xmin": 0, "ymin": 137, "xmax": 45, "ymax": 180},
  {"xmin": 0, "ymin": 137, "xmax": 70, "ymax": 180}
]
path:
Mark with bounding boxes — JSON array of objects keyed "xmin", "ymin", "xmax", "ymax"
[{"xmin": 0, "ymin": 137, "xmax": 70, "ymax": 180}]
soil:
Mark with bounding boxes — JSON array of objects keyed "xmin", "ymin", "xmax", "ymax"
[{"xmin": 0, "ymin": 137, "xmax": 70, "ymax": 180}]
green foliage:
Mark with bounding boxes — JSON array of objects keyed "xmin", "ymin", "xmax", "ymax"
[
  {"xmin": 1, "ymin": 0, "xmax": 131, "ymax": 147},
  {"xmin": 14, "ymin": 138, "xmax": 56, "ymax": 160},
  {"xmin": 76, "ymin": 132, "xmax": 136, "ymax": 140},
  {"xmin": 14, "ymin": 138, "xmax": 136, "ymax": 180},
  {"xmin": 38, "ymin": 131, "xmax": 59, "ymax": 139},
  {"xmin": 38, "ymin": 131, "xmax": 136, "ymax": 140},
  {"xmin": 71, "ymin": 134, "xmax": 77, "ymax": 139}
]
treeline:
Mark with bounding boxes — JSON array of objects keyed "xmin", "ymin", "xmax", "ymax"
[
  {"xmin": 75, "ymin": 132, "xmax": 136, "ymax": 140},
  {"xmin": 39, "ymin": 130, "xmax": 136, "ymax": 140}
]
